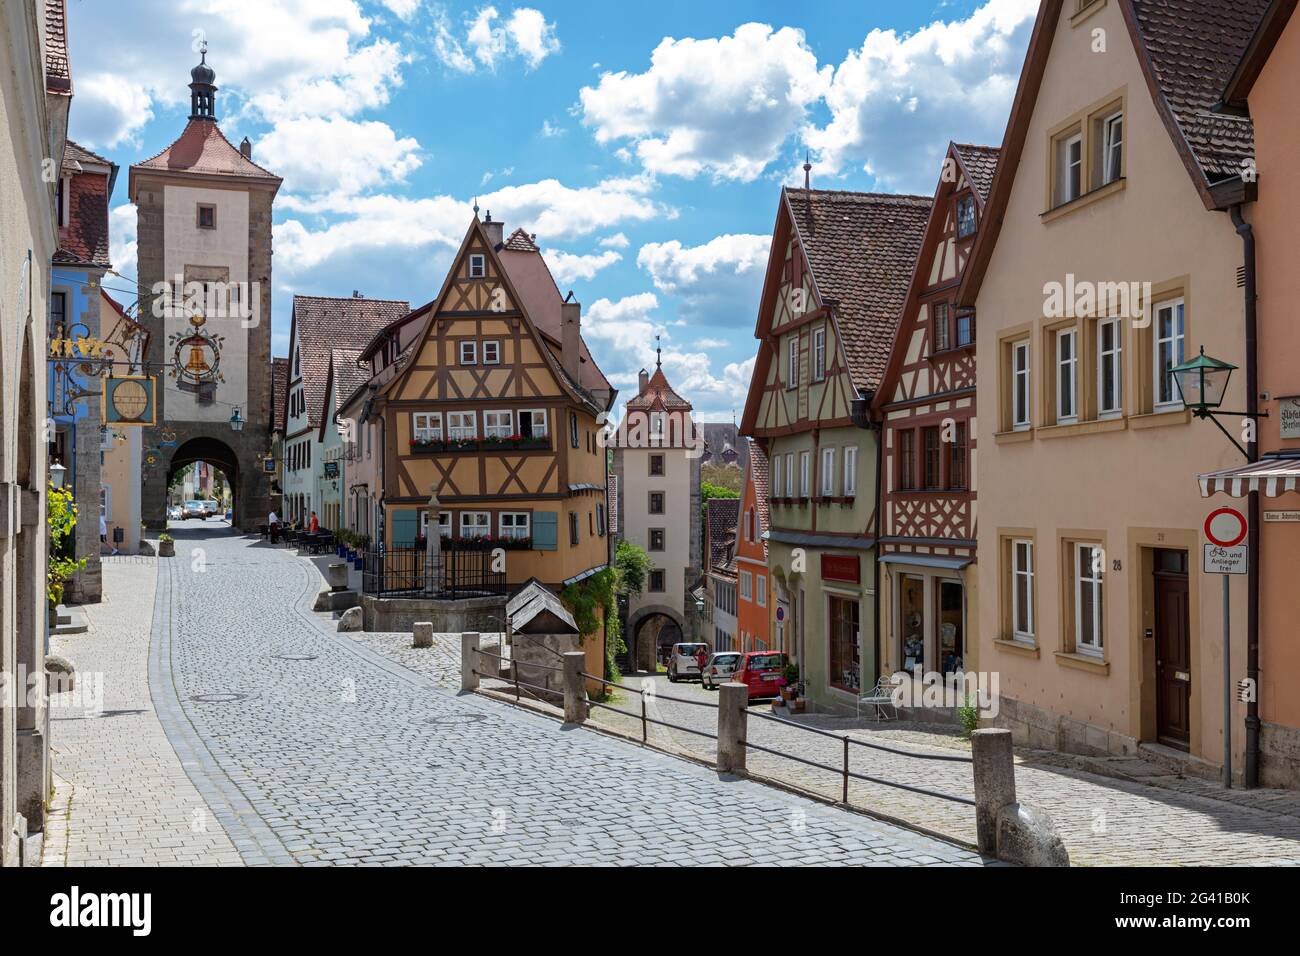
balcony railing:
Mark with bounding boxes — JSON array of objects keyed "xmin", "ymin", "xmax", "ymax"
[{"xmin": 407, "ymin": 435, "xmax": 550, "ymax": 454}]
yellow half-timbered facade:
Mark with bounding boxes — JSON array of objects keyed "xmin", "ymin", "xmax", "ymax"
[
  {"xmin": 741, "ymin": 186, "xmax": 930, "ymax": 713},
  {"xmin": 372, "ymin": 217, "xmax": 616, "ymax": 591}
]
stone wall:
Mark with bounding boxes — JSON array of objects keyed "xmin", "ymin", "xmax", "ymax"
[{"xmin": 360, "ymin": 593, "xmax": 506, "ymax": 634}]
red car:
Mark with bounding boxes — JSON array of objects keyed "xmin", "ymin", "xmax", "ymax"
[{"xmin": 733, "ymin": 651, "xmax": 788, "ymax": 700}]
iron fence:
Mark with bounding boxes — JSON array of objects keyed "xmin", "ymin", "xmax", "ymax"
[{"xmin": 360, "ymin": 542, "xmax": 507, "ymax": 598}]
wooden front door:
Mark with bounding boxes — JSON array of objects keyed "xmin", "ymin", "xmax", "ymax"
[{"xmin": 1154, "ymin": 551, "xmax": 1191, "ymax": 750}]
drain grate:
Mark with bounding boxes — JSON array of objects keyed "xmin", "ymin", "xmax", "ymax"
[
  {"xmin": 190, "ymin": 692, "xmax": 249, "ymax": 703},
  {"xmin": 425, "ymin": 712, "xmax": 488, "ymax": 727},
  {"xmin": 272, "ymin": 654, "xmax": 318, "ymax": 661}
]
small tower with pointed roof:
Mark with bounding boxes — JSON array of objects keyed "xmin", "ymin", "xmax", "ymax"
[{"xmin": 130, "ymin": 49, "xmax": 283, "ymax": 531}]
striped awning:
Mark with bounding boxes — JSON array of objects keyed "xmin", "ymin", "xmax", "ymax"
[{"xmin": 1199, "ymin": 455, "xmax": 1300, "ymax": 497}]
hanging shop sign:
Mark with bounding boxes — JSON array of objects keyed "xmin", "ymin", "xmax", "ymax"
[{"xmin": 102, "ymin": 375, "xmax": 157, "ymax": 426}]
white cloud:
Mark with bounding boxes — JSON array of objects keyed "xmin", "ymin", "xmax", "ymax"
[
  {"xmin": 71, "ymin": 73, "xmax": 154, "ymax": 148},
  {"xmin": 432, "ymin": 5, "xmax": 560, "ymax": 73},
  {"xmin": 637, "ymin": 233, "xmax": 770, "ymax": 325},
  {"xmin": 540, "ymin": 119, "xmax": 564, "ymax": 138},
  {"xmin": 257, "ymin": 116, "xmax": 422, "ymax": 194},
  {"xmin": 544, "ymin": 249, "xmax": 622, "ymax": 284},
  {"xmin": 598, "ymin": 233, "xmax": 629, "ymax": 249},
  {"xmin": 479, "ymin": 175, "xmax": 668, "ymax": 242},
  {"xmin": 380, "ymin": 0, "xmax": 422, "ymax": 20},
  {"xmin": 804, "ymin": 0, "xmax": 1037, "ymax": 188},
  {"xmin": 579, "ymin": 23, "xmax": 830, "ymax": 181},
  {"xmin": 106, "ymin": 204, "xmax": 138, "ymax": 287}
]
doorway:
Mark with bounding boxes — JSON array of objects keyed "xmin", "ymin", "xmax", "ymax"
[
  {"xmin": 900, "ymin": 575, "xmax": 925, "ymax": 674},
  {"xmin": 1154, "ymin": 549, "xmax": 1191, "ymax": 751}
]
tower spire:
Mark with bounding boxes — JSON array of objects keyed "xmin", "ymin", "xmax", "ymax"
[
  {"xmin": 803, "ymin": 150, "xmax": 812, "ymax": 191},
  {"xmin": 189, "ymin": 41, "xmax": 218, "ymax": 121},
  {"xmin": 655, "ymin": 333, "xmax": 662, "ymax": 370}
]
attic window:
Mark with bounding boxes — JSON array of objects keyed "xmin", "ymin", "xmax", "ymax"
[
  {"xmin": 956, "ymin": 195, "xmax": 976, "ymax": 238},
  {"xmin": 197, "ymin": 204, "xmax": 216, "ymax": 229},
  {"xmin": 469, "ymin": 254, "xmax": 486, "ymax": 278}
]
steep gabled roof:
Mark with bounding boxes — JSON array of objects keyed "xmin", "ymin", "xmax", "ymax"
[
  {"xmin": 44, "ymin": 0, "xmax": 71, "ymax": 94},
  {"xmin": 288, "ymin": 295, "xmax": 409, "ymax": 431},
  {"xmin": 130, "ymin": 119, "xmax": 282, "ymax": 196},
  {"xmin": 784, "ymin": 188, "xmax": 932, "ymax": 395},
  {"xmin": 270, "ymin": 357, "xmax": 289, "ymax": 432},
  {"xmin": 952, "ymin": 143, "xmax": 1000, "ymax": 204},
  {"xmin": 625, "ymin": 363, "xmax": 693, "ymax": 411},
  {"xmin": 706, "ymin": 497, "xmax": 740, "ymax": 575},
  {"xmin": 318, "ymin": 348, "xmax": 367, "ymax": 441},
  {"xmin": 54, "ymin": 140, "xmax": 116, "ymax": 269}
]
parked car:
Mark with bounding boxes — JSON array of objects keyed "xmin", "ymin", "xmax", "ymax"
[
  {"xmin": 701, "ymin": 651, "xmax": 742, "ymax": 690},
  {"xmin": 183, "ymin": 500, "xmax": 206, "ymax": 519},
  {"xmin": 202, "ymin": 500, "xmax": 219, "ymax": 517},
  {"xmin": 167, "ymin": 505, "xmax": 183, "ymax": 521},
  {"xmin": 666, "ymin": 642, "xmax": 709, "ymax": 682},
  {"xmin": 732, "ymin": 651, "xmax": 789, "ymax": 700}
]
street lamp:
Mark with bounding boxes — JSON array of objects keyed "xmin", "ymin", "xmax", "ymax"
[
  {"xmin": 49, "ymin": 461, "xmax": 66, "ymax": 490},
  {"xmin": 229, "ymin": 406, "xmax": 244, "ymax": 433},
  {"xmin": 1170, "ymin": 346, "xmax": 1264, "ymax": 460}
]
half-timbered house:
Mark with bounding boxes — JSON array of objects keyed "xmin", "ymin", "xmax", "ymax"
[
  {"xmin": 872, "ymin": 142, "xmax": 999, "ymax": 682},
  {"xmin": 740, "ymin": 186, "xmax": 930, "ymax": 713},
  {"xmin": 369, "ymin": 215, "xmax": 616, "ymax": 594}
]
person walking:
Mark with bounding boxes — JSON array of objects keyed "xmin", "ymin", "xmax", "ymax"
[
  {"xmin": 308, "ymin": 511, "xmax": 320, "ymax": 534},
  {"xmin": 268, "ymin": 509, "xmax": 280, "ymax": 544}
]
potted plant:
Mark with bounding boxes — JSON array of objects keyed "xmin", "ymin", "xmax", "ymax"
[
  {"xmin": 790, "ymin": 680, "xmax": 807, "ymax": 713},
  {"xmin": 779, "ymin": 662, "xmax": 799, "ymax": 702},
  {"xmin": 157, "ymin": 533, "xmax": 175, "ymax": 557}
]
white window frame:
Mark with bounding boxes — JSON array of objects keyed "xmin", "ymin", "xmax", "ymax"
[
  {"xmin": 1102, "ymin": 111, "xmax": 1123, "ymax": 185},
  {"xmin": 1154, "ymin": 298, "xmax": 1186, "ymax": 410},
  {"xmin": 1013, "ymin": 339, "xmax": 1031, "ymax": 430},
  {"xmin": 649, "ymin": 411, "xmax": 666, "ymax": 438},
  {"xmin": 787, "ymin": 336, "xmax": 799, "ymax": 388},
  {"xmin": 460, "ymin": 511, "xmax": 490, "ymax": 537},
  {"xmin": 519, "ymin": 408, "xmax": 548, "ymax": 438},
  {"xmin": 483, "ymin": 410, "xmax": 514, "ymax": 439},
  {"xmin": 784, "ymin": 453, "xmax": 794, "ymax": 498},
  {"xmin": 843, "ymin": 445, "xmax": 857, "ymax": 497},
  {"xmin": 459, "ymin": 341, "xmax": 477, "ymax": 365},
  {"xmin": 1056, "ymin": 327, "xmax": 1078, "ymax": 424},
  {"xmin": 811, "ymin": 327, "xmax": 826, "ymax": 382},
  {"xmin": 956, "ymin": 194, "xmax": 977, "ymax": 239},
  {"xmin": 1097, "ymin": 317, "xmax": 1123, "ymax": 418},
  {"xmin": 421, "ymin": 510, "xmax": 451, "ymax": 538},
  {"xmin": 412, "ymin": 412, "xmax": 443, "ymax": 442},
  {"xmin": 772, "ymin": 459, "xmax": 782, "ymax": 498},
  {"xmin": 447, "ymin": 411, "xmax": 476, "ymax": 441},
  {"xmin": 820, "ymin": 446, "xmax": 835, "ymax": 497},
  {"xmin": 799, "ymin": 451, "xmax": 811, "ymax": 499},
  {"xmin": 1057, "ymin": 132, "xmax": 1083, "ymax": 205},
  {"xmin": 756, "ymin": 576, "xmax": 767, "ymax": 608},
  {"xmin": 1075, "ymin": 544, "xmax": 1105, "ymax": 656},
  {"xmin": 1012, "ymin": 539, "xmax": 1035, "ymax": 642},
  {"xmin": 739, "ymin": 570, "xmax": 752, "ymax": 602},
  {"xmin": 482, "ymin": 340, "xmax": 501, "ymax": 365},
  {"xmin": 499, "ymin": 512, "xmax": 530, "ymax": 539},
  {"xmin": 469, "ymin": 253, "xmax": 486, "ymax": 278}
]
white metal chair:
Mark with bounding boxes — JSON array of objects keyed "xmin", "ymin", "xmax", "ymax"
[{"xmin": 858, "ymin": 674, "xmax": 901, "ymax": 721}]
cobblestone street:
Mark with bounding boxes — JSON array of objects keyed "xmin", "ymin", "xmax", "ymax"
[
  {"xmin": 577, "ymin": 674, "xmax": 1300, "ymax": 866},
  {"xmin": 44, "ymin": 523, "xmax": 985, "ymax": 866}
]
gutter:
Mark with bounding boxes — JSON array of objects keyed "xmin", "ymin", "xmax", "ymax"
[
  {"xmin": 1230, "ymin": 203, "xmax": 1261, "ymax": 789},
  {"xmin": 853, "ymin": 391, "xmax": 883, "ymax": 688}
]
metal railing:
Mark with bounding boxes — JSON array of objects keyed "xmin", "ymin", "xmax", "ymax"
[
  {"xmin": 580, "ymin": 672, "xmax": 720, "ymax": 746},
  {"xmin": 360, "ymin": 542, "xmax": 507, "ymax": 598}
]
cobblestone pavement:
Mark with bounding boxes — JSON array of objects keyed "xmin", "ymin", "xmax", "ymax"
[
  {"xmin": 44, "ymin": 554, "xmax": 243, "ymax": 866},
  {"xmin": 583, "ymin": 674, "xmax": 1300, "ymax": 866},
  {"xmin": 120, "ymin": 524, "xmax": 987, "ymax": 866}
]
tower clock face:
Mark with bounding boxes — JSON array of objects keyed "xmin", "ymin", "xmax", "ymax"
[{"xmin": 111, "ymin": 379, "xmax": 150, "ymax": 421}]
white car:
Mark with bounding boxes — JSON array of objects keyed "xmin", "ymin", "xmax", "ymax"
[
  {"xmin": 701, "ymin": 651, "xmax": 742, "ymax": 689},
  {"xmin": 666, "ymin": 642, "xmax": 709, "ymax": 682}
]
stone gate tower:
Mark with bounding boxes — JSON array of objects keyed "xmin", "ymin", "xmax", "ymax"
[{"xmin": 130, "ymin": 48, "xmax": 281, "ymax": 529}]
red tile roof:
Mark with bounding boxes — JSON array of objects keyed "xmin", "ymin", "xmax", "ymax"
[
  {"xmin": 625, "ymin": 364, "xmax": 693, "ymax": 411},
  {"xmin": 785, "ymin": 188, "xmax": 932, "ymax": 394},
  {"xmin": 44, "ymin": 0, "xmax": 70, "ymax": 94},
  {"xmin": 289, "ymin": 295, "xmax": 409, "ymax": 431},
  {"xmin": 270, "ymin": 357, "xmax": 289, "ymax": 432},
  {"xmin": 706, "ymin": 497, "xmax": 740, "ymax": 575},
  {"xmin": 503, "ymin": 228, "xmax": 539, "ymax": 252},
  {"xmin": 131, "ymin": 119, "xmax": 281, "ymax": 188},
  {"xmin": 953, "ymin": 143, "xmax": 1000, "ymax": 203},
  {"xmin": 54, "ymin": 141, "xmax": 114, "ymax": 268},
  {"xmin": 747, "ymin": 440, "xmax": 769, "ymax": 558}
]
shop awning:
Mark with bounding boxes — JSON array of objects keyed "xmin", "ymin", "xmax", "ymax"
[
  {"xmin": 1198, "ymin": 453, "xmax": 1300, "ymax": 498},
  {"xmin": 878, "ymin": 553, "xmax": 973, "ymax": 571}
]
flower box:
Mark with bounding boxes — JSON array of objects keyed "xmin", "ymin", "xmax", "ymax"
[{"xmin": 408, "ymin": 435, "xmax": 550, "ymax": 454}]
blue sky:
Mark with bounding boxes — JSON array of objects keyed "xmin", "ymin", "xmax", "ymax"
[{"xmin": 66, "ymin": 0, "xmax": 1037, "ymax": 420}]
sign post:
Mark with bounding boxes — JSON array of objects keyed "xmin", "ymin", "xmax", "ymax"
[{"xmin": 1204, "ymin": 507, "xmax": 1248, "ymax": 788}]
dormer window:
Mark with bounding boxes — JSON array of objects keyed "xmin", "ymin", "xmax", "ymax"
[
  {"xmin": 956, "ymin": 195, "xmax": 976, "ymax": 239},
  {"xmin": 469, "ymin": 254, "xmax": 486, "ymax": 278}
]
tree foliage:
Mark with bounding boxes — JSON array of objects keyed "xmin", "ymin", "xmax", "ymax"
[
  {"xmin": 614, "ymin": 539, "xmax": 649, "ymax": 598},
  {"xmin": 47, "ymin": 482, "xmax": 86, "ymax": 607}
]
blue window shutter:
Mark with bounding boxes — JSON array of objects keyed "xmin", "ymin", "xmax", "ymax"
[
  {"xmin": 391, "ymin": 509, "xmax": 418, "ymax": 547},
  {"xmin": 533, "ymin": 511, "xmax": 558, "ymax": 551}
]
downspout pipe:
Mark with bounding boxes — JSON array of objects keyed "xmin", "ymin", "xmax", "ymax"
[
  {"xmin": 1230, "ymin": 202, "xmax": 1261, "ymax": 789},
  {"xmin": 852, "ymin": 393, "xmax": 882, "ymax": 687}
]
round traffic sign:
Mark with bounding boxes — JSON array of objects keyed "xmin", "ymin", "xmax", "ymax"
[
  {"xmin": 1205, "ymin": 507, "xmax": 1248, "ymax": 547},
  {"xmin": 775, "ymin": 605, "xmax": 785, "ymax": 623}
]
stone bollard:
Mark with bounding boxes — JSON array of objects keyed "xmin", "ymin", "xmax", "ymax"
[
  {"xmin": 460, "ymin": 632, "xmax": 480, "ymax": 692},
  {"xmin": 412, "ymin": 621, "xmax": 434, "ymax": 649},
  {"xmin": 562, "ymin": 651, "xmax": 586, "ymax": 724},
  {"xmin": 326, "ymin": 562, "xmax": 349, "ymax": 591},
  {"xmin": 717, "ymin": 682, "xmax": 748, "ymax": 774},
  {"xmin": 971, "ymin": 728, "xmax": 1017, "ymax": 856}
]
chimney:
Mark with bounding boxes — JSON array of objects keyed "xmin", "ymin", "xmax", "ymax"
[
  {"xmin": 482, "ymin": 210, "xmax": 504, "ymax": 249},
  {"xmin": 638, "ymin": 368, "xmax": 650, "ymax": 393},
  {"xmin": 240, "ymin": 136, "xmax": 253, "ymax": 159},
  {"xmin": 561, "ymin": 299, "xmax": 581, "ymax": 382}
]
